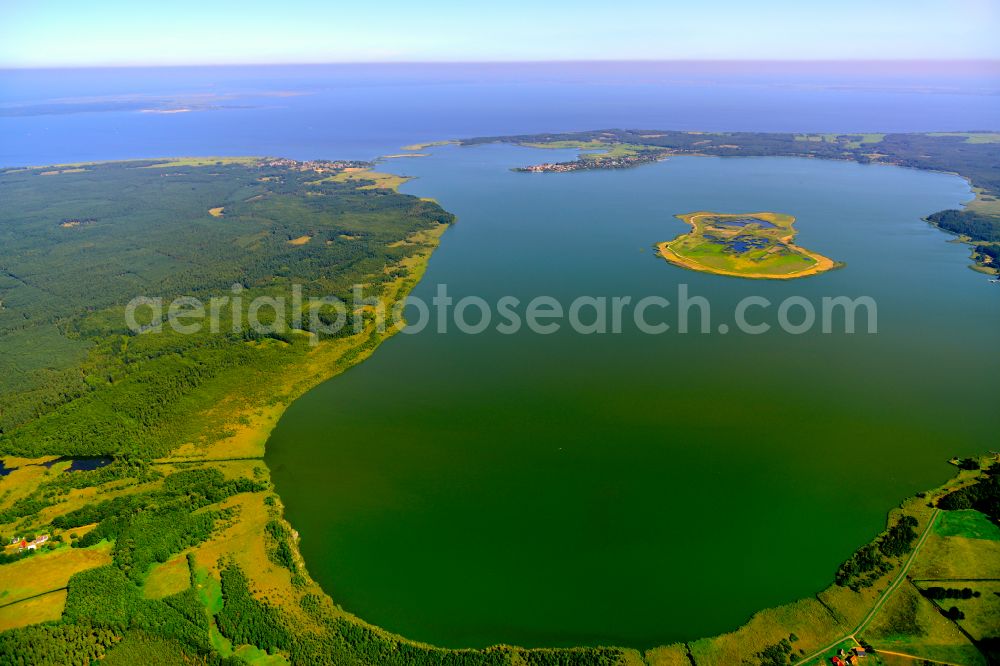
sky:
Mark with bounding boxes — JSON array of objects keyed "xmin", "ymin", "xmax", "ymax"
[{"xmin": 1, "ymin": 0, "xmax": 998, "ymax": 67}]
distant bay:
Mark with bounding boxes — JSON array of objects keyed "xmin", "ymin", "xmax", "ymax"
[{"xmin": 2, "ymin": 61, "xmax": 999, "ymax": 166}]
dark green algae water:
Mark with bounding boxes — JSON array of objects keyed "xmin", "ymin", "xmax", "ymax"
[{"xmin": 265, "ymin": 145, "xmax": 1000, "ymax": 649}]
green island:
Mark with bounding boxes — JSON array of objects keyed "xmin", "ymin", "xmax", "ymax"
[
  {"xmin": 657, "ymin": 211, "xmax": 840, "ymax": 279},
  {"xmin": 475, "ymin": 129, "xmax": 1000, "ymax": 275},
  {"xmin": 0, "ymin": 143, "xmax": 998, "ymax": 665}
]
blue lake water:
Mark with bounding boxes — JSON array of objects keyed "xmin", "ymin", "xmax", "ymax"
[
  {"xmin": 721, "ymin": 218, "xmax": 777, "ymax": 228},
  {"xmin": 67, "ymin": 457, "xmax": 113, "ymax": 472}
]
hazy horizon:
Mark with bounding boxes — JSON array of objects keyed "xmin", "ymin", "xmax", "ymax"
[
  {"xmin": 3, "ymin": 58, "xmax": 999, "ymax": 71},
  {"xmin": 2, "ymin": 0, "xmax": 998, "ymax": 67}
]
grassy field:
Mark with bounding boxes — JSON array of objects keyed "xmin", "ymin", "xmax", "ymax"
[
  {"xmin": 964, "ymin": 186, "xmax": 1000, "ymax": 216},
  {"xmin": 643, "ymin": 643, "xmax": 691, "ymax": 665},
  {"xmin": 0, "ymin": 542, "xmax": 111, "ymax": 608},
  {"xmin": 0, "ymin": 459, "xmax": 61, "ymax": 511},
  {"xmin": 192, "ymin": 562, "xmax": 224, "ymax": 615},
  {"xmin": 794, "ymin": 133, "xmax": 886, "ymax": 149},
  {"xmin": 580, "ymin": 143, "xmax": 662, "ymax": 159},
  {"xmin": 863, "ymin": 583, "xmax": 984, "ymax": 665},
  {"xmin": 0, "ymin": 542, "xmax": 112, "ymax": 632},
  {"xmin": 0, "ymin": 590, "xmax": 67, "ymax": 632},
  {"xmin": 522, "ymin": 139, "xmax": 666, "ymax": 163},
  {"xmin": 909, "ymin": 532, "xmax": 1000, "ymax": 581},
  {"xmin": 688, "ymin": 597, "xmax": 843, "ymax": 665},
  {"xmin": 927, "ymin": 132, "xmax": 1000, "ymax": 144},
  {"xmin": 523, "ymin": 139, "xmax": 609, "ymax": 150},
  {"xmin": 934, "ymin": 509, "xmax": 1000, "ymax": 540},
  {"xmin": 656, "ymin": 211, "xmax": 839, "ymax": 279},
  {"xmin": 312, "ymin": 166, "xmax": 412, "ymax": 190},
  {"xmin": 142, "ymin": 553, "xmax": 191, "ymax": 599},
  {"xmin": 945, "ymin": 582, "xmax": 1000, "ymax": 642},
  {"xmin": 141, "ymin": 156, "xmax": 263, "ymax": 168}
]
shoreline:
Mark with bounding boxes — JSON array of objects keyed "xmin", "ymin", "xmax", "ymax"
[
  {"xmin": 159, "ymin": 170, "xmax": 448, "ymax": 464},
  {"xmin": 657, "ymin": 211, "xmax": 840, "ymax": 280}
]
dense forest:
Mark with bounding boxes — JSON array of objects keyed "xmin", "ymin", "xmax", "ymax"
[
  {"xmin": 0, "ymin": 159, "xmax": 451, "ymax": 454},
  {"xmin": 937, "ymin": 463, "xmax": 1000, "ymax": 523},
  {"xmin": 834, "ymin": 515, "xmax": 919, "ymax": 591}
]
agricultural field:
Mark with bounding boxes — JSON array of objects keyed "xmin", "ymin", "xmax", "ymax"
[
  {"xmin": 312, "ymin": 166, "xmax": 412, "ymax": 190},
  {"xmin": 0, "ymin": 542, "xmax": 112, "ymax": 607},
  {"xmin": 142, "ymin": 553, "xmax": 192, "ymax": 600},
  {"xmin": 794, "ymin": 133, "xmax": 886, "ymax": 149},
  {"xmin": 0, "ymin": 590, "xmax": 68, "ymax": 632},
  {"xmin": 927, "ymin": 132, "xmax": 1000, "ymax": 144}
]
